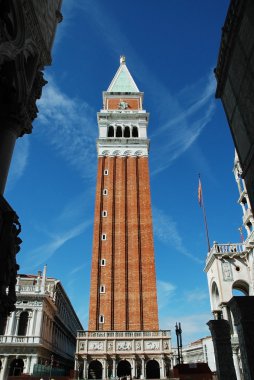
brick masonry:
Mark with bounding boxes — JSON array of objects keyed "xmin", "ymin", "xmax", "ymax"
[{"xmin": 88, "ymin": 156, "xmax": 159, "ymax": 331}]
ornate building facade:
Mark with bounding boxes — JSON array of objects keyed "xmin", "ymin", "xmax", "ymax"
[
  {"xmin": 76, "ymin": 57, "xmax": 172, "ymax": 379},
  {"xmin": 205, "ymin": 152, "xmax": 254, "ymax": 379},
  {"xmin": 0, "ymin": 0, "xmax": 62, "ymax": 318},
  {"xmin": 215, "ymin": 0, "xmax": 254, "ymax": 213},
  {"xmin": 0, "ymin": 266, "xmax": 83, "ymax": 380}
]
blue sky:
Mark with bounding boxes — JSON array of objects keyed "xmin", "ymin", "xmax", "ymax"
[{"xmin": 6, "ymin": 0, "xmax": 242, "ymax": 346}]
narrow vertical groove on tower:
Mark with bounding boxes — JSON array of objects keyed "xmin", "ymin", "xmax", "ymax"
[
  {"xmin": 111, "ymin": 157, "xmax": 116, "ymax": 330},
  {"xmin": 125, "ymin": 157, "xmax": 129, "ymax": 330},
  {"xmin": 136, "ymin": 157, "xmax": 144, "ymax": 330},
  {"xmin": 96, "ymin": 156, "xmax": 105, "ymax": 330}
]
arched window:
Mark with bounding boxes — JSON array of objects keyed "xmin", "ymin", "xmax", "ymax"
[
  {"xmin": 211, "ymin": 282, "xmax": 220, "ymax": 310},
  {"xmin": 17, "ymin": 311, "xmax": 29, "ymax": 336},
  {"xmin": 132, "ymin": 126, "xmax": 138, "ymax": 137},
  {"xmin": 108, "ymin": 126, "xmax": 114, "ymax": 137},
  {"xmin": 124, "ymin": 126, "xmax": 130, "ymax": 138},
  {"xmin": 116, "ymin": 126, "xmax": 123, "ymax": 137},
  {"xmin": 232, "ymin": 280, "xmax": 249, "ymax": 296}
]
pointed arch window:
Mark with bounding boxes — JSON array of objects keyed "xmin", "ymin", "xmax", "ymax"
[
  {"xmin": 132, "ymin": 126, "xmax": 138, "ymax": 138},
  {"xmin": 116, "ymin": 126, "xmax": 123, "ymax": 137}
]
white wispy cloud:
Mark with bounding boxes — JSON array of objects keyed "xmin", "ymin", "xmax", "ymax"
[
  {"xmin": 36, "ymin": 77, "xmax": 97, "ymax": 180},
  {"xmin": 151, "ymin": 74, "xmax": 216, "ymax": 175},
  {"xmin": 6, "ymin": 135, "xmax": 29, "ymax": 191},
  {"xmin": 157, "ymin": 280, "xmax": 176, "ymax": 310},
  {"xmin": 25, "ymin": 220, "xmax": 92, "ymax": 270},
  {"xmin": 71, "ymin": 1, "xmax": 216, "ymax": 176},
  {"xmin": 153, "ymin": 207, "xmax": 203, "ymax": 264},
  {"xmin": 184, "ymin": 288, "xmax": 208, "ymax": 303}
]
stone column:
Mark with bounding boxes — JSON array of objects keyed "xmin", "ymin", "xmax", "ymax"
[
  {"xmin": 0, "ymin": 356, "xmax": 9, "ymax": 380},
  {"xmin": 141, "ymin": 357, "xmax": 145, "ymax": 379},
  {"xmin": 160, "ymin": 358, "xmax": 165, "ymax": 379},
  {"xmin": 232, "ymin": 346, "xmax": 241, "ymax": 380},
  {"xmin": 6, "ymin": 312, "xmax": 15, "ymax": 335},
  {"xmin": 102, "ymin": 359, "xmax": 107, "ymax": 379},
  {"xmin": 228, "ymin": 296, "xmax": 254, "ymax": 380},
  {"xmin": 207, "ymin": 319, "xmax": 237, "ymax": 380},
  {"xmin": 25, "ymin": 356, "xmax": 31, "ymax": 374},
  {"xmin": 112, "ymin": 357, "xmax": 116, "ymax": 378},
  {"xmin": 83, "ymin": 358, "xmax": 87, "ymax": 379},
  {"xmin": 34, "ymin": 309, "xmax": 43, "ymax": 337},
  {"xmin": 131, "ymin": 358, "xmax": 135, "ymax": 378}
]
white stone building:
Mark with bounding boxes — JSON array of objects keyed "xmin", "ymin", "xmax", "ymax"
[
  {"xmin": 180, "ymin": 336, "xmax": 216, "ymax": 373},
  {"xmin": 205, "ymin": 152, "xmax": 254, "ymax": 380},
  {"xmin": 0, "ymin": 266, "xmax": 82, "ymax": 379}
]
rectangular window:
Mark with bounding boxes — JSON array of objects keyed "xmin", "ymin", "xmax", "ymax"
[
  {"xmin": 99, "ymin": 315, "xmax": 104, "ymax": 324},
  {"xmin": 102, "ymin": 210, "xmax": 107, "ymax": 217},
  {"xmin": 102, "ymin": 234, "xmax": 107, "ymax": 241},
  {"xmin": 100, "ymin": 285, "xmax": 105, "ymax": 293},
  {"xmin": 101, "ymin": 259, "xmax": 106, "ymax": 266},
  {"xmin": 103, "ymin": 189, "xmax": 108, "ymax": 196},
  {"xmin": 104, "ymin": 169, "xmax": 109, "ymax": 175}
]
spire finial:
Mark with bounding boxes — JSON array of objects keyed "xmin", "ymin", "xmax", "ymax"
[{"xmin": 120, "ymin": 55, "xmax": 126, "ymax": 64}]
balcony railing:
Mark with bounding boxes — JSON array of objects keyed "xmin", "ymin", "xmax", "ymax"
[
  {"xmin": 0, "ymin": 335, "xmax": 41, "ymax": 344},
  {"xmin": 77, "ymin": 330, "xmax": 170, "ymax": 338},
  {"xmin": 210, "ymin": 243, "xmax": 245, "ymax": 255}
]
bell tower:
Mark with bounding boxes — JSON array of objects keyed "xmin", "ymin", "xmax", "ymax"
[
  {"xmin": 77, "ymin": 58, "xmax": 171, "ymax": 380},
  {"xmin": 88, "ymin": 56, "xmax": 159, "ymax": 331}
]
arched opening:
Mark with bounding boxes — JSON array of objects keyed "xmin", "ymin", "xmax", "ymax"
[
  {"xmin": 232, "ymin": 280, "xmax": 249, "ymax": 296},
  {"xmin": 17, "ymin": 312, "xmax": 29, "ymax": 336},
  {"xmin": 108, "ymin": 126, "xmax": 114, "ymax": 137},
  {"xmin": 9, "ymin": 358, "xmax": 24, "ymax": 376},
  {"xmin": 116, "ymin": 126, "xmax": 122, "ymax": 137},
  {"xmin": 124, "ymin": 126, "xmax": 130, "ymax": 138},
  {"xmin": 132, "ymin": 126, "xmax": 138, "ymax": 137},
  {"xmin": 146, "ymin": 360, "xmax": 160, "ymax": 379},
  {"xmin": 88, "ymin": 360, "xmax": 102, "ymax": 379},
  {"xmin": 0, "ymin": 314, "xmax": 7, "ymax": 335},
  {"xmin": 117, "ymin": 360, "xmax": 131, "ymax": 377},
  {"xmin": 211, "ymin": 281, "xmax": 220, "ymax": 310}
]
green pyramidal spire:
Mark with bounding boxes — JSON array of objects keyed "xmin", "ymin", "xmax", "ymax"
[{"xmin": 107, "ymin": 56, "xmax": 139, "ymax": 93}]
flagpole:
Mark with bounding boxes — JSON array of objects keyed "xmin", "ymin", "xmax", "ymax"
[{"xmin": 198, "ymin": 174, "xmax": 211, "ymax": 252}]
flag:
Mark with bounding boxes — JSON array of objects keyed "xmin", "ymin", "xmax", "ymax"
[
  {"xmin": 198, "ymin": 178, "xmax": 202, "ymax": 207},
  {"xmin": 238, "ymin": 226, "xmax": 244, "ymax": 243}
]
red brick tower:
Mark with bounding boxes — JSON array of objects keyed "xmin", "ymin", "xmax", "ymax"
[{"xmin": 88, "ymin": 56, "xmax": 159, "ymax": 332}]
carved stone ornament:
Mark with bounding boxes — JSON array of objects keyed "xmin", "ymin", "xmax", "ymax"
[
  {"xmin": 117, "ymin": 341, "xmax": 132, "ymax": 351},
  {"xmin": 144, "ymin": 341, "xmax": 159, "ymax": 350},
  {"xmin": 136, "ymin": 341, "xmax": 141, "ymax": 350},
  {"xmin": 222, "ymin": 261, "xmax": 233, "ymax": 281},
  {"xmin": 88, "ymin": 341, "xmax": 104, "ymax": 351}
]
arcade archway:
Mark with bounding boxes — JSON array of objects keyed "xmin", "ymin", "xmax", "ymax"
[
  {"xmin": 9, "ymin": 358, "xmax": 24, "ymax": 376},
  {"xmin": 88, "ymin": 360, "xmax": 102, "ymax": 379},
  {"xmin": 117, "ymin": 360, "xmax": 131, "ymax": 377},
  {"xmin": 146, "ymin": 359, "xmax": 160, "ymax": 379}
]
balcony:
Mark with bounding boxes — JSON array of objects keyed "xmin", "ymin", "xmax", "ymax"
[
  {"xmin": 0, "ymin": 335, "xmax": 41, "ymax": 344},
  {"xmin": 77, "ymin": 330, "xmax": 170, "ymax": 338}
]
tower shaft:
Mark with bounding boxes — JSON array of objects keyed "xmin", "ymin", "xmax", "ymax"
[{"xmin": 89, "ymin": 156, "xmax": 158, "ymax": 331}]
